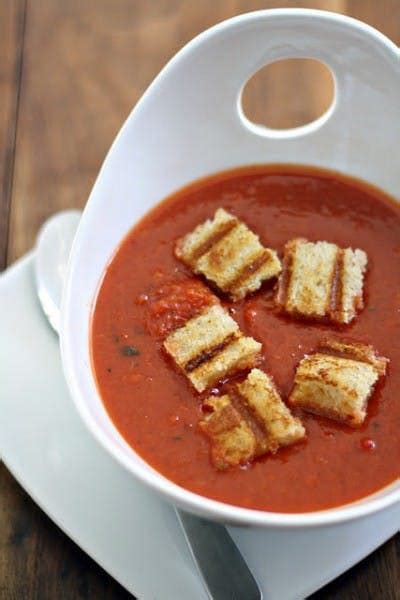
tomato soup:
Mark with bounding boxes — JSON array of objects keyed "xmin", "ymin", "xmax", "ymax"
[{"xmin": 91, "ymin": 166, "xmax": 400, "ymax": 513}]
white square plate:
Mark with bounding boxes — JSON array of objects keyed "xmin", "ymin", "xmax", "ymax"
[{"xmin": 0, "ymin": 254, "xmax": 398, "ymax": 600}]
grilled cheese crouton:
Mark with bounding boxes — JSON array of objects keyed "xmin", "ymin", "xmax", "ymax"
[
  {"xmin": 163, "ymin": 304, "xmax": 261, "ymax": 392},
  {"xmin": 163, "ymin": 304, "xmax": 239, "ymax": 368},
  {"xmin": 289, "ymin": 342, "xmax": 388, "ymax": 427},
  {"xmin": 188, "ymin": 336, "xmax": 262, "ymax": 393},
  {"xmin": 276, "ymin": 238, "xmax": 367, "ymax": 324},
  {"xmin": 175, "ymin": 208, "xmax": 281, "ymax": 300},
  {"xmin": 200, "ymin": 369, "xmax": 305, "ymax": 469},
  {"xmin": 238, "ymin": 369, "xmax": 305, "ymax": 452}
]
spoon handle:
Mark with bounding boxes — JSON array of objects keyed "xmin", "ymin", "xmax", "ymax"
[{"xmin": 175, "ymin": 508, "xmax": 262, "ymax": 600}]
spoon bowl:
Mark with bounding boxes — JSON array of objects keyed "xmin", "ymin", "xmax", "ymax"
[{"xmin": 34, "ymin": 210, "xmax": 81, "ymax": 333}]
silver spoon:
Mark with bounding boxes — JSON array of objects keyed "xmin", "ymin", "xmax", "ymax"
[{"xmin": 34, "ymin": 211, "xmax": 262, "ymax": 600}]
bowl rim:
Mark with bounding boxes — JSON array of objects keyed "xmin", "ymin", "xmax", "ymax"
[{"xmin": 60, "ymin": 7, "xmax": 400, "ymax": 528}]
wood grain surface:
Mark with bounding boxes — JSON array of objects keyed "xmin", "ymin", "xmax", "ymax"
[{"xmin": 1, "ymin": 1, "xmax": 399, "ymax": 598}]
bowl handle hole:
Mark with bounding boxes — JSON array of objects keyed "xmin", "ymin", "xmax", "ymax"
[{"xmin": 240, "ymin": 58, "xmax": 335, "ymax": 135}]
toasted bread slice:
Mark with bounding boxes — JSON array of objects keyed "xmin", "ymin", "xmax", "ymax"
[
  {"xmin": 163, "ymin": 304, "xmax": 261, "ymax": 392},
  {"xmin": 237, "ymin": 369, "xmax": 306, "ymax": 452},
  {"xmin": 276, "ymin": 238, "xmax": 338, "ymax": 319},
  {"xmin": 276, "ymin": 238, "xmax": 367, "ymax": 324},
  {"xmin": 200, "ymin": 369, "xmax": 305, "ymax": 469},
  {"xmin": 188, "ymin": 336, "xmax": 262, "ymax": 392},
  {"xmin": 289, "ymin": 342, "xmax": 388, "ymax": 426},
  {"xmin": 163, "ymin": 304, "xmax": 240, "ymax": 368},
  {"xmin": 175, "ymin": 208, "xmax": 281, "ymax": 300}
]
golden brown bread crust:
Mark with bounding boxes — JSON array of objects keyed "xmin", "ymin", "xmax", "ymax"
[
  {"xmin": 175, "ymin": 208, "xmax": 282, "ymax": 300},
  {"xmin": 318, "ymin": 339, "xmax": 388, "ymax": 376},
  {"xmin": 289, "ymin": 341, "xmax": 388, "ymax": 427},
  {"xmin": 163, "ymin": 304, "xmax": 261, "ymax": 392},
  {"xmin": 276, "ymin": 238, "xmax": 368, "ymax": 324},
  {"xmin": 199, "ymin": 395, "xmax": 257, "ymax": 470},
  {"xmin": 199, "ymin": 369, "xmax": 306, "ymax": 469}
]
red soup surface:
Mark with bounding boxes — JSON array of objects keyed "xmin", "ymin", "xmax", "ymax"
[{"xmin": 91, "ymin": 166, "xmax": 400, "ymax": 513}]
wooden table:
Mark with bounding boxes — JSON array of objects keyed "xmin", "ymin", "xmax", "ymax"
[{"xmin": 1, "ymin": 1, "xmax": 399, "ymax": 598}]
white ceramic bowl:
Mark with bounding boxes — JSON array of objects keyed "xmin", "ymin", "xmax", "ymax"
[{"xmin": 61, "ymin": 9, "xmax": 400, "ymax": 528}]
